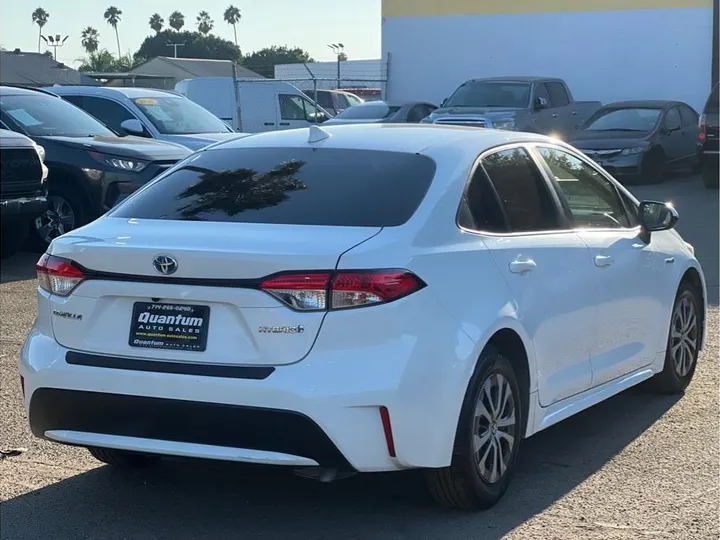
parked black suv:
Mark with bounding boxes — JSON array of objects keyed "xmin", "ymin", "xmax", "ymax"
[
  {"xmin": 0, "ymin": 86, "xmax": 191, "ymax": 248},
  {"xmin": 0, "ymin": 129, "xmax": 47, "ymax": 257},
  {"xmin": 699, "ymin": 83, "xmax": 719, "ymax": 189}
]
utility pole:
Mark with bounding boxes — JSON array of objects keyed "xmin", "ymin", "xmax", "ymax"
[
  {"xmin": 40, "ymin": 34, "xmax": 69, "ymax": 61},
  {"xmin": 165, "ymin": 40, "xmax": 185, "ymax": 58},
  {"xmin": 327, "ymin": 43, "xmax": 344, "ymax": 90}
]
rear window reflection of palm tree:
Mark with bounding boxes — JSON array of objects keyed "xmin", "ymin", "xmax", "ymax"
[{"xmin": 176, "ymin": 160, "xmax": 308, "ymax": 219}]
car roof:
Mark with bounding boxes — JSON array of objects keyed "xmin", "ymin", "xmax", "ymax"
[
  {"xmin": 213, "ymin": 123, "xmax": 551, "ymax": 155},
  {"xmin": 466, "ymin": 76, "xmax": 561, "ymax": 84},
  {"xmin": 601, "ymin": 100, "xmax": 686, "ymax": 109},
  {"xmin": 45, "ymin": 86, "xmax": 181, "ymax": 99}
]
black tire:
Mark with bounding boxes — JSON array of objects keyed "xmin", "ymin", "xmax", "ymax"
[
  {"xmin": 702, "ymin": 163, "xmax": 719, "ymax": 189},
  {"xmin": 0, "ymin": 221, "xmax": 29, "ymax": 259},
  {"xmin": 648, "ymin": 282, "xmax": 702, "ymax": 394},
  {"xmin": 640, "ymin": 151, "xmax": 666, "ymax": 185},
  {"xmin": 87, "ymin": 446, "xmax": 161, "ymax": 468},
  {"xmin": 426, "ymin": 349, "xmax": 525, "ymax": 510},
  {"xmin": 27, "ymin": 179, "xmax": 89, "ymax": 251}
]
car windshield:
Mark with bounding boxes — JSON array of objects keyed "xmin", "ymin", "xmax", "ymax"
[
  {"xmin": 111, "ymin": 147, "xmax": 436, "ymax": 227},
  {"xmin": 335, "ymin": 102, "xmax": 400, "ymax": 120},
  {"xmin": 0, "ymin": 93, "xmax": 115, "ymax": 137},
  {"xmin": 585, "ymin": 108, "xmax": 661, "ymax": 132},
  {"xmin": 444, "ymin": 82, "xmax": 531, "ymax": 108},
  {"xmin": 132, "ymin": 96, "xmax": 232, "ymax": 135}
]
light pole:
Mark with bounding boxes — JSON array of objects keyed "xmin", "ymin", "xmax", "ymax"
[
  {"xmin": 40, "ymin": 34, "xmax": 69, "ymax": 61},
  {"xmin": 327, "ymin": 43, "xmax": 344, "ymax": 89},
  {"xmin": 165, "ymin": 40, "xmax": 186, "ymax": 58}
]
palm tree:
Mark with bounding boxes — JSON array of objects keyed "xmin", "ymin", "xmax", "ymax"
[
  {"xmin": 196, "ymin": 11, "xmax": 214, "ymax": 36},
  {"xmin": 149, "ymin": 13, "xmax": 164, "ymax": 34},
  {"xmin": 80, "ymin": 27, "xmax": 99, "ymax": 55},
  {"xmin": 31, "ymin": 7, "xmax": 49, "ymax": 53},
  {"xmin": 168, "ymin": 11, "xmax": 185, "ymax": 31},
  {"xmin": 103, "ymin": 6, "xmax": 122, "ymax": 59},
  {"xmin": 223, "ymin": 5, "xmax": 241, "ymax": 46}
]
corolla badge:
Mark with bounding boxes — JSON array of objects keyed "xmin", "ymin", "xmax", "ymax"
[{"xmin": 153, "ymin": 254, "xmax": 178, "ymax": 276}]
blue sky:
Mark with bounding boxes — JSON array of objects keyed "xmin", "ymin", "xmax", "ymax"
[{"xmin": 1, "ymin": 1, "xmax": 382, "ymax": 66}]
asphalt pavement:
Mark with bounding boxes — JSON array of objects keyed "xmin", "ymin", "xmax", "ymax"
[{"xmin": 0, "ymin": 175, "xmax": 717, "ymax": 540}]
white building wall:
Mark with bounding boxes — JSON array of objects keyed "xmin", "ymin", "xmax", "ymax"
[
  {"xmin": 274, "ymin": 59, "xmax": 384, "ymax": 92},
  {"xmin": 383, "ymin": 7, "xmax": 713, "ymax": 111}
]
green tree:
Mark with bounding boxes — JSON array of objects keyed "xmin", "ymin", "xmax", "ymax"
[
  {"xmin": 80, "ymin": 27, "xmax": 100, "ymax": 55},
  {"xmin": 168, "ymin": 11, "xmax": 185, "ymax": 31},
  {"xmin": 196, "ymin": 11, "xmax": 214, "ymax": 36},
  {"xmin": 103, "ymin": 6, "xmax": 123, "ymax": 59},
  {"xmin": 149, "ymin": 13, "xmax": 164, "ymax": 34},
  {"xmin": 243, "ymin": 46, "xmax": 314, "ymax": 79},
  {"xmin": 77, "ymin": 49, "xmax": 115, "ymax": 72},
  {"xmin": 223, "ymin": 5, "xmax": 241, "ymax": 46},
  {"xmin": 136, "ymin": 30, "xmax": 241, "ymax": 61},
  {"xmin": 31, "ymin": 7, "xmax": 49, "ymax": 53}
]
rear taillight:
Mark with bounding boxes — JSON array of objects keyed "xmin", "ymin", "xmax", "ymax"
[
  {"xmin": 260, "ymin": 270, "xmax": 425, "ymax": 311},
  {"xmin": 699, "ymin": 114, "xmax": 707, "ymax": 142},
  {"xmin": 36, "ymin": 254, "xmax": 85, "ymax": 296}
]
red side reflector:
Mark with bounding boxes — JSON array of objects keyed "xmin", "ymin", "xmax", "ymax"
[{"xmin": 379, "ymin": 406, "xmax": 396, "ymax": 458}]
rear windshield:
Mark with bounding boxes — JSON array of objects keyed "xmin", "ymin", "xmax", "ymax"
[{"xmin": 111, "ymin": 147, "xmax": 436, "ymax": 227}]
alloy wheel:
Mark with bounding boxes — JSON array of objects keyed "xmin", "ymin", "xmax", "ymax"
[
  {"xmin": 472, "ymin": 373, "xmax": 517, "ymax": 484},
  {"xmin": 671, "ymin": 296, "xmax": 698, "ymax": 378},
  {"xmin": 34, "ymin": 195, "xmax": 76, "ymax": 244}
]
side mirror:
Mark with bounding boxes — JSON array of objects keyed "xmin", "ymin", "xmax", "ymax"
[
  {"xmin": 639, "ymin": 200, "xmax": 679, "ymax": 241},
  {"xmin": 535, "ymin": 97, "xmax": 549, "ymax": 110},
  {"xmin": 120, "ymin": 119, "xmax": 146, "ymax": 137}
]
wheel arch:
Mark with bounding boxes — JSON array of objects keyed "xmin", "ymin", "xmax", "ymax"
[
  {"xmin": 679, "ymin": 264, "xmax": 707, "ymax": 351},
  {"xmin": 46, "ymin": 166, "xmax": 94, "ymax": 215}
]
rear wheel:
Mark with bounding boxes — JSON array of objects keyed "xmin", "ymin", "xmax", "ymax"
[
  {"xmin": 28, "ymin": 180, "xmax": 88, "ymax": 251},
  {"xmin": 426, "ymin": 350, "xmax": 524, "ymax": 510},
  {"xmin": 87, "ymin": 447, "xmax": 161, "ymax": 468},
  {"xmin": 648, "ymin": 282, "xmax": 702, "ymax": 394}
]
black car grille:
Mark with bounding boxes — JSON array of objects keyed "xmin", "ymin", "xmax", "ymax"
[{"xmin": 0, "ymin": 148, "xmax": 43, "ymax": 199}]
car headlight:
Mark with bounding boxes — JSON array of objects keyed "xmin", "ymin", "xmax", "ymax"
[
  {"xmin": 34, "ymin": 144, "xmax": 46, "ymax": 163},
  {"xmin": 90, "ymin": 152, "xmax": 148, "ymax": 173},
  {"xmin": 620, "ymin": 147, "xmax": 647, "ymax": 156},
  {"xmin": 493, "ymin": 119, "xmax": 516, "ymax": 131}
]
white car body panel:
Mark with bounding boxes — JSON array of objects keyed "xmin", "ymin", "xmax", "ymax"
[{"xmin": 20, "ymin": 124, "xmax": 707, "ymax": 475}]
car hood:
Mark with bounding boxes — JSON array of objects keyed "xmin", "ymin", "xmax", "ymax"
[
  {"xmin": 160, "ymin": 132, "xmax": 251, "ymax": 151},
  {"xmin": 430, "ymin": 106, "xmax": 521, "ymax": 118},
  {"xmin": 570, "ymin": 130, "xmax": 652, "ymax": 149},
  {"xmin": 35, "ymin": 135, "xmax": 191, "ymax": 161},
  {"xmin": 323, "ymin": 118, "xmax": 381, "ymax": 125}
]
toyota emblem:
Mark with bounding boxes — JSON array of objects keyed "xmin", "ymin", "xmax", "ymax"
[{"xmin": 153, "ymin": 255, "xmax": 178, "ymax": 276}]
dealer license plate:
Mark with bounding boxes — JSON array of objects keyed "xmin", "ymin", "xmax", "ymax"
[{"xmin": 129, "ymin": 302, "xmax": 210, "ymax": 352}]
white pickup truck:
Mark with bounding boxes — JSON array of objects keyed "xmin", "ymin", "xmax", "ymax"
[{"xmin": 423, "ymin": 76, "xmax": 602, "ymax": 139}]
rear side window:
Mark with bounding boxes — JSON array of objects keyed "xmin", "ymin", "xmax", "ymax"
[
  {"xmin": 547, "ymin": 82, "xmax": 570, "ymax": 107},
  {"xmin": 112, "ymin": 148, "xmax": 436, "ymax": 227},
  {"xmin": 481, "ymin": 147, "xmax": 561, "ymax": 232}
]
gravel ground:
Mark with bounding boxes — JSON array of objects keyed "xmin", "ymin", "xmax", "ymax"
[{"xmin": 1, "ymin": 176, "xmax": 717, "ymax": 540}]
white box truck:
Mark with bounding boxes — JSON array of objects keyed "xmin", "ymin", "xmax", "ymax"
[{"xmin": 174, "ymin": 78, "xmax": 330, "ymax": 134}]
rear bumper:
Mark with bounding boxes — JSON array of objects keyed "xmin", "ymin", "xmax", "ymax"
[
  {"xmin": 21, "ymin": 292, "xmax": 477, "ymax": 472},
  {"xmin": 0, "ymin": 194, "xmax": 47, "ymax": 220}
]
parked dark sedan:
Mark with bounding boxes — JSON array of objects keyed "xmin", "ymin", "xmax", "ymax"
[
  {"xmin": 699, "ymin": 83, "xmax": 718, "ymax": 189},
  {"xmin": 323, "ymin": 101, "xmax": 437, "ymax": 125},
  {"xmin": 570, "ymin": 100, "xmax": 700, "ymax": 184},
  {"xmin": 0, "ymin": 86, "xmax": 191, "ymax": 249}
]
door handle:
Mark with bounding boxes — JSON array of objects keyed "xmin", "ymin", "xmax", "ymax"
[
  {"xmin": 279, "ymin": 122, "xmax": 290, "ymax": 126},
  {"xmin": 665, "ymin": 257, "xmax": 675, "ymax": 264},
  {"xmin": 551, "ymin": 113, "xmax": 558, "ymax": 118},
  {"xmin": 509, "ymin": 259, "xmax": 537, "ymax": 274},
  {"xmin": 594, "ymin": 255, "xmax": 614, "ymax": 267},
  {"xmin": 263, "ymin": 122, "xmax": 275, "ymax": 126}
]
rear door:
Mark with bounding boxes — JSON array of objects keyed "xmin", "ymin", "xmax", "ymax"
[
  {"xmin": 678, "ymin": 104, "xmax": 700, "ymax": 162},
  {"xmin": 476, "ymin": 145, "xmax": 596, "ymax": 406},
  {"xmin": 47, "ymin": 146, "xmax": 437, "ymax": 367},
  {"xmin": 661, "ymin": 107, "xmax": 686, "ymax": 164},
  {"xmin": 533, "ymin": 144, "xmax": 670, "ymax": 386}
]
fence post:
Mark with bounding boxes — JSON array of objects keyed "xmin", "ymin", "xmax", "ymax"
[
  {"xmin": 384, "ymin": 52, "xmax": 392, "ymax": 102},
  {"xmin": 231, "ymin": 61, "xmax": 243, "ymax": 132}
]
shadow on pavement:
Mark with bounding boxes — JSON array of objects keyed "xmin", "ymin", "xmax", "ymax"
[
  {"xmin": 2, "ymin": 389, "xmax": 680, "ymax": 540},
  {"xmin": 0, "ymin": 252, "xmax": 38, "ymax": 285}
]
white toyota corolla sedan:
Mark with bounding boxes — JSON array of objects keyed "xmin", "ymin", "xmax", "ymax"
[{"xmin": 21, "ymin": 124, "xmax": 706, "ymax": 510}]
